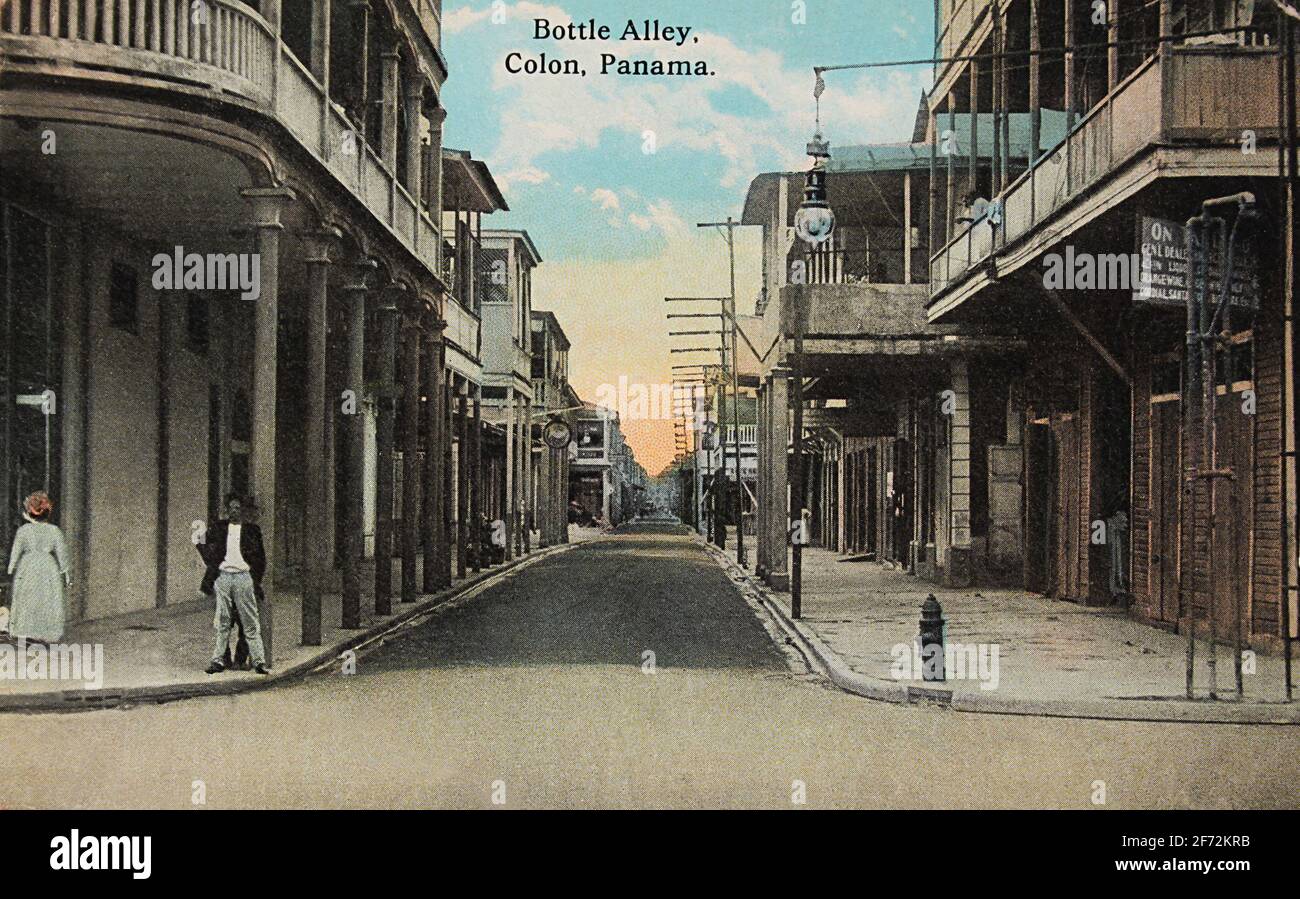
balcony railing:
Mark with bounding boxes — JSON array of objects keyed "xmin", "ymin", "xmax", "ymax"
[
  {"xmin": 929, "ymin": 44, "xmax": 1284, "ymax": 302},
  {"xmin": 2, "ymin": 0, "xmax": 441, "ymax": 277}
]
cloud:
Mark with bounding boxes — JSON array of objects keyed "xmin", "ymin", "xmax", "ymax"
[
  {"xmin": 590, "ymin": 188, "xmax": 621, "ymax": 211},
  {"xmin": 626, "ymin": 199, "xmax": 687, "ymax": 240}
]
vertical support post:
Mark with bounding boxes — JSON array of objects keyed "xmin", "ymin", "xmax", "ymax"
[
  {"xmin": 380, "ymin": 47, "xmax": 400, "ymax": 172},
  {"xmin": 402, "ymin": 78, "xmax": 424, "ymax": 197},
  {"xmin": 1064, "ymin": 0, "xmax": 1076, "ymax": 131},
  {"xmin": 768, "ymin": 370, "xmax": 791, "ymax": 591},
  {"xmin": 1029, "ymin": 0, "xmax": 1041, "ymax": 168},
  {"xmin": 1107, "ymin": 0, "xmax": 1120, "ymax": 91},
  {"xmin": 373, "ymin": 289, "xmax": 399, "ymax": 616},
  {"xmin": 401, "ymin": 312, "xmax": 422, "ymax": 602},
  {"xmin": 301, "ymin": 227, "xmax": 338, "ymax": 643},
  {"xmin": 945, "ymin": 96, "xmax": 956, "ymax": 242},
  {"xmin": 442, "ymin": 376, "xmax": 454, "ymax": 580},
  {"xmin": 457, "ymin": 385, "xmax": 469, "ymax": 578},
  {"xmin": 967, "ymin": 59, "xmax": 979, "ymax": 202},
  {"xmin": 504, "ymin": 391, "xmax": 515, "ymax": 560},
  {"xmin": 242, "ymin": 186, "xmax": 292, "ymax": 664},
  {"xmin": 421, "ymin": 317, "xmax": 443, "ymax": 593},
  {"xmin": 340, "ymin": 268, "xmax": 369, "ymax": 630},
  {"xmin": 471, "ymin": 386, "xmax": 483, "ymax": 571},
  {"xmin": 904, "ymin": 171, "xmax": 913, "ymax": 284}
]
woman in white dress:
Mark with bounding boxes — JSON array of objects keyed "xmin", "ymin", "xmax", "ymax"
[{"xmin": 5, "ymin": 491, "xmax": 69, "ymax": 643}]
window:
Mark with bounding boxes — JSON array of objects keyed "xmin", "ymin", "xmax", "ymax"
[
  {"xmin": 479, "ymin": 248, "xmax": 509, "ymax": 303},
  {"xmin": 577, "ymin": 420, "xmax": 605, "ymax": 449},
  {"xmin": 109, "ymin": 263, "xmax": 138, "ymax": 334},
  {"xmin": 186, "ymin": 293, "xmax": 210, "ymax": 355}
]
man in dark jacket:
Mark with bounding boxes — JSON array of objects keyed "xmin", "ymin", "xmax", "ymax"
[{"xmin": 197, "ymin": 494, "xmax": 269, "ymax": 675}]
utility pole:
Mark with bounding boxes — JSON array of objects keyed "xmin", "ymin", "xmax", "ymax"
[
  {"xmin": 666, "ymin": 296, "xmax": 729, "ymax": 541},
  {"xmin": 1282, "ymin": 5, "xmax": 1297, "ymax": 701},
  {"xmin": 698, "ymin": 218, "xmax": 751, "ymax": 567}
]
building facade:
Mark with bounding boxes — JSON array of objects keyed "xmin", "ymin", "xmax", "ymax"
[
  {"xmin": 530, "ymin": 309, "xmax": 576, "ymax": 547},
  {"xmin": 479, "ymin": 229, "xmax": 539, "ymax": 556},
  {"xmin": 749, "ymin": 0, "xmax": 1296, "ymax": 658}
]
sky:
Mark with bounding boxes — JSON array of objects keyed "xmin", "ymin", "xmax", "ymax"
[{"xmin": 441, "ymin": 0, "xmax": 935, "ymax": 475}]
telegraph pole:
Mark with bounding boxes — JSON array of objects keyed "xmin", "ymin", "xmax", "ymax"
[{"xmin": 698, "ymin": 218, "xmax": 750, "ymax": 567}]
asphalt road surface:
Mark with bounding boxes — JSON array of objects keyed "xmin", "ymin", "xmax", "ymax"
[{"xmin": 2, "ymin": 523, "xmax": 1297, "ymax": 809}]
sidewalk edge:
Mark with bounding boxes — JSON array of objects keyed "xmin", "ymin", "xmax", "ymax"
[
  {"xmin": 0, "ymin": 544, "xmax": 577, "ymax": 715},
  {"xmin": 698, "ymin": 537, "xmax": 1300, "ymax": 726}
]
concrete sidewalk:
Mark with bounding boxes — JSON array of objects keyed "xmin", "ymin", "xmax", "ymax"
[
  {"xmin": 705, "ymin": 530, "xmax": 1300, "ymax": 724},
  {"xmin": 0, "ymin": 527, "xmax": 605, "ymax": 713}
]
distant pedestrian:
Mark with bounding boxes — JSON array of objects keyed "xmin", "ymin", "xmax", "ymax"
[
  {"xmin": 198, "ymin": 494, "xmax": 269, "ymax": 675},
  {"xmin": 5, "ymin": 491, "xmax": 70, "ymax": 643}
]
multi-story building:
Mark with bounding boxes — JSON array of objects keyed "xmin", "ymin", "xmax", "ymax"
[
  {"xmin": 569, "ymin": 403, "xmax": 644, "ymax": 525},
  {"xmin": 925, "ymin": 0, "xmax": 1292, "ymax": 650},
  {"xmin": 1, "ymin": 0, "xmax": 467, "ymax": 632},
  {"xmin": 744, "ymin": 137, "xmax": 1020, "ymax": 589},
  {"xmin": 747, "ymin": 0, "xmax": 1295, "ymax": 660},
  {"xmin": 479, "ymin": 229, "xmax": 540, "ymax": 556},
  {"xmin": 440, "ymin": 147, "xmax": 507, "ymax": 577},
  {"xmin": 530, "ymin": 309, "xmax": 576, "ymax": 546}
]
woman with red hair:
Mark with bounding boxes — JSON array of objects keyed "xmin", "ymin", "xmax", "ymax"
[{"xmin": 5, "ymin": 491, "xmax": 69, "ymax": 642}]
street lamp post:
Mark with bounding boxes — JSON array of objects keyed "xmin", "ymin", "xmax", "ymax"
[{"xmin": 789, "ymin": 127, "xmax": 836, "ymax": 619}]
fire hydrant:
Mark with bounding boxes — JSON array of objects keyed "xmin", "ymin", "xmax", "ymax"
[{"xmin": 919, "ymin": 594, "xmax": 945, "ymax": 682}]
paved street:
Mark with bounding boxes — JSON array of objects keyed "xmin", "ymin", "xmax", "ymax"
[{"xmin": 2, "ymin": 523, "xmax": 1297, "ymax": 810}]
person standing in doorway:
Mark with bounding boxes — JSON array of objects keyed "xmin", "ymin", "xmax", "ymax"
[
  {"xmin": 198, "ymin": 493, "xmax": 269, "ymax": 675},
  {"xmin": 5, "ymin": 491, "xmax": 69, "ymax": 643}
]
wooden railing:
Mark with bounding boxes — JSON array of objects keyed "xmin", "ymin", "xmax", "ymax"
[
  {"xmin": 929, "ymin": 45, "xmax": 1282, "ymax": 300},
  {"xmin": 1, "ymin": 0, "xmax": 275, "ymax": 97},
  {"xmin": 2, "ymin": 0, "xmax": 441, "ymax": 278}
]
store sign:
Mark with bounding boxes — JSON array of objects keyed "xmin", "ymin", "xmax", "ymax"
[{"xmin": 1133, "ymin": 216, "xmax": 1259, "ymax": 310}]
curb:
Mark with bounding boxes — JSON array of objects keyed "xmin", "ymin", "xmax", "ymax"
[
  {"xmin": 698, "ymin": 538, "xmax": 1300, "ymax": 726},
  {"xmin": 0, "ymin": 543, "xmax": 577, "ymax": 715}
]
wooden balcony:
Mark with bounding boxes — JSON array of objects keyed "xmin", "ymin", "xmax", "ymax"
[
  {"xmin": 1, "ymin": 0, "xmax": 440, "ymax": 276},
  {"xmin": 928, "ymin": 44, "xmax": 1283, "ymax": 313}
]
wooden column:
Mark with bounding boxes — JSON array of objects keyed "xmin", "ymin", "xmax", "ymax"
[
  {"xmin": 421, "ymin": 318, "xmax": 443, "ymax": 593},
  {"xmin": 471, "ymin": 387, "xmax": 483, "ymax": 571},
  {"xmin": 457, "ymin": 385, "xmax": 469, "ymax": 578},
  {"xmin": 903, "ymin": 170, "xmax": 913, "ymax": 283},
  {"xmin": 401, "ymin": 77, "xmax": 424, "ymax": 197},
  {"xmin": 1029, "ymin": 0, "xmax": 1041, "ymax": 167},
  {"xmin": 348, "ymin": 0, "xmax": 370, "ymax": 127},
  {"xmin": 1064, "ymin": 0, "xmax": 1076, "ymax": 129},
  {"xmin": 945, "ymin": 96, "xmax": 956, "ymax": 241},
  {"xmin": 767, "ymin": 371, "xmax": 791, "ymax": 590},
  {"xmin": 439, "ymin": 375, "xmax": 452, "ymax": 583},
  {"xmin": 968, "ymin": 58, "xmax": 979, "ymax": 200},
  {"xmin": 300, "ymin": 227, "xmax": 338, "ymax": 644},
  {"xmin": 380, "ymin": 47, "xmax": 400, "ymax": 172},
  {"xmin": 241, "ymin": 187, "xmax": 292, "ymax": 666},
  {"xmin": 1108, "ymin": 0, "xmax": 1120, "ymax": 91},
  {"xmin": 504, "ymin": 392, "xmax": 515, "ymax": 560},
  {"xmin": 373, "ymin": 290, "xmax": 399, "ymax": 616},
  {"xmin": 401, "ymin": 313, "xmax": 422, "ymax": 602},
  {"xmin": 340, "ymin": 268, "xmax": 369, "ymax": 629},
  {"xmin": 522, "ymin": 397, "xmax": 532, "ymax": 553}
]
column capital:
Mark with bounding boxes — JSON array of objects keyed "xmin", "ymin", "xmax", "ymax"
[
  {"xmin": 339, "ymin": 257, "xmax": 378, "ymax": 293},
  {"xmin": 241, "ymin": 186, "xmax": 296, "ymax": 229},
  {"xmin": 299, "ymin": 226, "xmax": 342, "ymax": 264},
  {"xmin": 377, "ymin": 283, "xmax": 407, "ymax": 313},
  {"xmin": 426, "ymin": 103, "xmax": 447, "ymax": 126}
]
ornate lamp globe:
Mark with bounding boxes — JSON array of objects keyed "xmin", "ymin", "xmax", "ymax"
[{"xmin": 793, "ymin": 132, "xmax": 836, "ymax": 246}]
